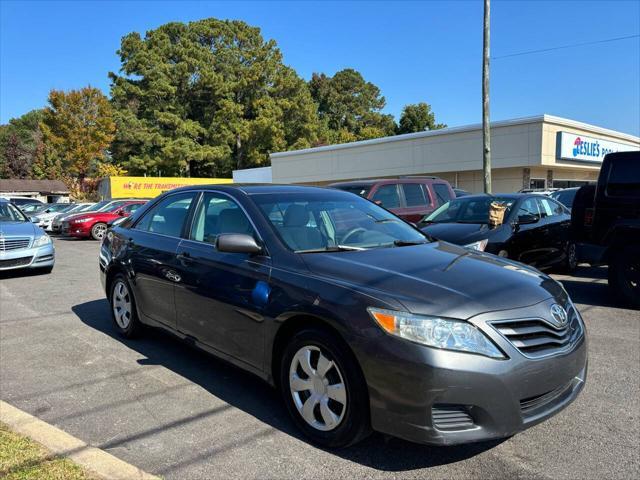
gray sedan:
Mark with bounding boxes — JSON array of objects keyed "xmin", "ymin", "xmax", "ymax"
[{"xmin": 0, "ymin": 198, "xmax": 55, "ymax": 273}]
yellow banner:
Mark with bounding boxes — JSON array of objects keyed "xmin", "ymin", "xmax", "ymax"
[{"xmin": 109, "ymin": 176, "xmax": 233, "ymax": 199}]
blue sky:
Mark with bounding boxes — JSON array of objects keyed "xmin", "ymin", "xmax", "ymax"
[{"xmin": 1, "ymin": 0, "xmax": 639, "ymax": 135}]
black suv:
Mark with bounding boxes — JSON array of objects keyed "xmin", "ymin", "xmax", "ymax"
[{"xmin": 571, "ymin": 151, "xmax": 640, "ymax": 307}]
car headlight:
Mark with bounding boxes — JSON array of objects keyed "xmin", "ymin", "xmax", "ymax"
[
  {"xmin": 33, "ymin": 234, "xmax": 52, "ymax": 247},
  {"xmin": 464, "ymin": 239, "xmax": 488, "ymax": 251},
  {"xmin": 367, "ymin": 307, "xmax": 504, "ymax": 358},
  {"xmin": 72, "ymin": 217, "xmax": 94, "ymax": 223}
]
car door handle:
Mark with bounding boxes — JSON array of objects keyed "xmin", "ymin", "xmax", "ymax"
[{"xmin": 177, "ymin": 252, "xmax": 191, "ymax": 261}]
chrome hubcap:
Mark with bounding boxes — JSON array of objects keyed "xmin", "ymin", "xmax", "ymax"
[
  {"xmin": 94, "ymin": 224, "xmax": 107, "ymax": 238},
  {"xmin": 289, "ymin": 345, "xmax": 347, "ymax": 431},
  {"xmin": 112, "ymin": 280, "xmax": 132, "ymax": 329}
]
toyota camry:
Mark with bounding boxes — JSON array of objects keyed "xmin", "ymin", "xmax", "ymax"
[{"xmin": 99, "ymin": 185, "xmax": 587, "ymax": 448}]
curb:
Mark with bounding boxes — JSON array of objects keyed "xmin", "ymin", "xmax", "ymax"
[{"xmin": 0, "ymin": 400, "xmax": 159, "ymax": 480}]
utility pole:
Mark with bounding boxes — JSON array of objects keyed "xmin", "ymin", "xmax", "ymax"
[{"xmin": 482, "ymin": 0, "xmax": 492, "ymax": 193}]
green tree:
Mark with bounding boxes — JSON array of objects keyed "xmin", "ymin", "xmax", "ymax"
[
  {"xmin": 309, "ymin": 69, "xmax": 396, "ymax": 142},
  {"xmin": 109, "ymin": 18, "xmax": 321, "ymax": 177},
  {"xmin": 40, "ymin": 87, "xmax": 116, "ymax": 181},
  {"xmin": 397, "ymin": 102, "xmax": 446, "ymax": 134},
  {"xmin": 0, "ymin": 110, "xmax": 45, "ymax": 178}
]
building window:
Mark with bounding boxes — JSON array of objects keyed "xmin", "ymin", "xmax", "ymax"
[
  {"xmin": 529, "ymin": 178, "xmax": 546, "ymax": 189},
  {"xmin": 552, "ymin": 180, "xmax": 590, "ymax": 189}
]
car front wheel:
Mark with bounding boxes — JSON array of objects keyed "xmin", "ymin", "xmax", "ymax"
[
  {"xmin": 91, "ymin": 222, "xmax": 108, "ymax": 240},
  {"xmin": 279, "ymin": 327, "xmax": 370, "ymax": 448}
]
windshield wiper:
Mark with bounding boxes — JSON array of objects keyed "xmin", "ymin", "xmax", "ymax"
[
  {"xmin": 393, "ymin": 239, "xmax": 429, "ymax": 247},
  {"xmin": 297, "ymin": 245, "xmax": 365, "ymax": 254}
]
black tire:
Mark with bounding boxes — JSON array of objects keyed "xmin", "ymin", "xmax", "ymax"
[
  {"xmin": 90, "ymin": 222, "xmax": 108, "ymax": 241},
  {"xmin": 608, "ymin": 245, "xmax": 640, "ymax": 309},
  {"xmin": 279, "ymin": 327, "xmax": 371, "ymax": 448},
  {"xmin": 109, "ymin": 274, "xmax": 142, "ymax": 338},
  {"xmin": 560, "ymin": 242, "xmax": 578, "ymax": 273}
]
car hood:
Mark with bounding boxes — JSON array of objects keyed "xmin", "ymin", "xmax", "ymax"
[
  {"xmin": 422, "ymin": 222, "xmax": 504, "ymax": 245},
  {"xmin": 300, "ymin": 242, "xmax": 565, "ymax": 319},
  {"xmin": 67, "ymin": 212, "xmax": 114, "ymax": 221},
  {"xmin": 0, "ymin": 221, "xmax": 38, "ymax": 237}
]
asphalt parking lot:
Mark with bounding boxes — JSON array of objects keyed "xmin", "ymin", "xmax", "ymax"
[{"xmin": 1, "ymin": 238, "xmax": 639, "ymax": 479}]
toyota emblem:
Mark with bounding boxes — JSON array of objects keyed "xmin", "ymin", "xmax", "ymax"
[{"xmin": 550, "ymin": 304, "xmax": 568, "ymax": 328}]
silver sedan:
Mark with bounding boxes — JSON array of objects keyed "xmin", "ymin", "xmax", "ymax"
[{"xmin": 0, "ymin": 199, "xmax": 55, "ymax": 273}]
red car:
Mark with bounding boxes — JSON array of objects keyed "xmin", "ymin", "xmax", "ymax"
[
  {"xmin": 62, "ymin": 200, "xmax": 146, "ymax": 240},
  {"xmin": 328, "ymin": 177, "xmax": 456, "ymax": 223}
]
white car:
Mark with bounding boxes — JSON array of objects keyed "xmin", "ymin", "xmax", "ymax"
[
  {"xmin": 47, "ymin": 203, "xmax": 95, "ymax": 233},
  {"xmin": 33, "ymin": 204, "xmax": 80, "ymax": 231}
]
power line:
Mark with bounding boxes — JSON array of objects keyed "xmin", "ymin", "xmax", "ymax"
[{"xmin": 493, "ymin": 34, "xmax": 639, "ymax": 60}]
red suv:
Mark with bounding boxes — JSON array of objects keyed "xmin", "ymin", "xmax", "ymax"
[
  {"xmin": 328, "ymin": 177, "xmax": 455, "ymax": 222},
  {"xmin": 62, "ymin": 200, "xmax": 146, "ymax": 240}
]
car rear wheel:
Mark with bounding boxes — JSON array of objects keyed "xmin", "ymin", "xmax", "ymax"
[
  {"xmin": 91, "ymin": 222, "xmax": 108, "ymax": 240},
  {"xmin": 279, "ymin": 327, "xmax": 370, "ymax": 448},
  {"xmin": 609, "ymin": 245, "xmax": 640, "ymax": 308},
  {"xmin": 560, "ymin": 242, "xmax": 578, "ymax": 273},
  {"xmin": 110, "ymin": 274, "xmax": 142, "ymax": 338}
]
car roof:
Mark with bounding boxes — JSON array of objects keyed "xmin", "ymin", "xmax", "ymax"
[
  {"xmin": 166, "ymin": 184, "xmax": 337, "ymax": 196},
  {"xmin": 328, "ymin": 177, "xmax": 446, "ymax": 187},
  {"xmin": 450, "ymin": 193, "xmax": 531, "ymax": 200}
]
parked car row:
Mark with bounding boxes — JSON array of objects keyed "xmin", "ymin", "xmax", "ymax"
[{"xmin": 23, "ymin": 199, "xmax": 148, "ymax": 240}]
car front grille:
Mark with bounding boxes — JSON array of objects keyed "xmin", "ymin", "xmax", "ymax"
[
  {"xmin": 0, "ymin": 256, "xmax": 33, "ymax": 268},
  {"xmin": 431, "ymin": 405, "xmax": 475, "ymax": 430},
  {"xmin": 0, "ymin": 237, "xmax": 31, "ymax": 252},
  {"xmin": 520, "ymin": 381, "xmax": 573, "ymax": 416},
  {"xmin": 491, "ymin": 305, "xmax": 583, "ymax": 358}
]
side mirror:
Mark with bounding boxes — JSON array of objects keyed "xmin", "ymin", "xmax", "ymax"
[
  {"xmin": 517, "ymin": 214, "xmax": 539, "ymax": 225},
  {"xmin": 116, "ymin": 209, "xmax": 126, "ymax": 216},
  {"xmin": 29, "ymin": 216, "xmax": 39, "ymax": 223},
  {"xmin": 217, "ymin": 234, "xmax": 263, "ymax": 255}
]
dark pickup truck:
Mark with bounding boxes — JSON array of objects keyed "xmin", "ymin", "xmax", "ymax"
[{"xmin": 571, "ymin": 151, "xmax": 640, "ymax": 307}]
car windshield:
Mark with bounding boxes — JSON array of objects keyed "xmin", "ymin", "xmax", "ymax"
[
  {"xmin": 104, "ymin": 202, "xmax": 130, "ymax": 213},
  {"xmin": 550, "ymin": 190, "xmax": 577, "ymax": 208},
  {"xmin": 425, "ymin": 196, "xmax": 516, "ymax": 224},
  {"xmin": 253, "ymin": 191, "xmax": 428, "ymax": 252},
  {"xmin": 20, "ymin": 203, "xmax": 43, "ymax": 213},
  {"xmin": 39, "ymin": 203, "xmax": 73, "ymax": 213},
  {"xmin": 0, "ymin": 202, "xmax": 28, "ymax": 222},
  {"xmin": 92, "ymin": 200, "xmax": 116, "ymax": 212},
  {"xmin": 74, "ymin": 204, "xmax": 95, "ymax": 213},
  {"xmin": 330, "ymin": 184, "xmax": 373, "ymax": 197}
]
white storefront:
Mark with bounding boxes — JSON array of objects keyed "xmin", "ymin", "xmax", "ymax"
[{"xmin": 263, "ymin": 115, "xmax": 639, "ymax": 193}]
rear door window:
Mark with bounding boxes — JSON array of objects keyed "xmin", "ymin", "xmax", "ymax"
[
  {"xmin": 401, "ymin": 184, "xmax": 427, "ymax": 207},
  {"xmin": 517, "ymin": 198, "xmax": 541, "ymax": 220},
  {"xmin": 606, "ymin": 160, "xmax": 640, "ymax": 197},
  {"xmin": 372, "ymin": 184, "xmax": 401, "ymax": 208},
  {"xmin": 134, "ymin": 193, "xmax": 196, "ymax": 237},
  {"xmin": 433, "ymin": 183, "xmax": 451, "ymax": 206}
]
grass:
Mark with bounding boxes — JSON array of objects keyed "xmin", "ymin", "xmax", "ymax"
[{"xmin": 0, "ymin": 423, "xmax": 93, "ymax": 480}]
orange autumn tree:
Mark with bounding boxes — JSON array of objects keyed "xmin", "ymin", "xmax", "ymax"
[{"xmin": 40, "ymin": 87, "xmax": 116, "ymax": 183}]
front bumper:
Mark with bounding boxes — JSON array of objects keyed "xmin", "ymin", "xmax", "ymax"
[
  {"xmin": 62, "ymin": 221, "xmax": 92, "ymax": 238},
  {"xmin": 357, "ymin": 299, "xmax": 588, "ymax": 445},
  {"xmin": 0, "ymin": 243, "xmax": 55, "ymax": 271}
]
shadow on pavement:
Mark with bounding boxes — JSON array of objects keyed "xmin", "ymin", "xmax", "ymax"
[
  {"xmin": 72, "ymin": 299, "xmax": 501, "ymax": 472},
  {"xmin": 0, "ymin": 268, "xmax": 51, "ymax": 280},
  {"xmin": 556, "ymin": 266, "xmax": 617, "ymax": 309}
]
